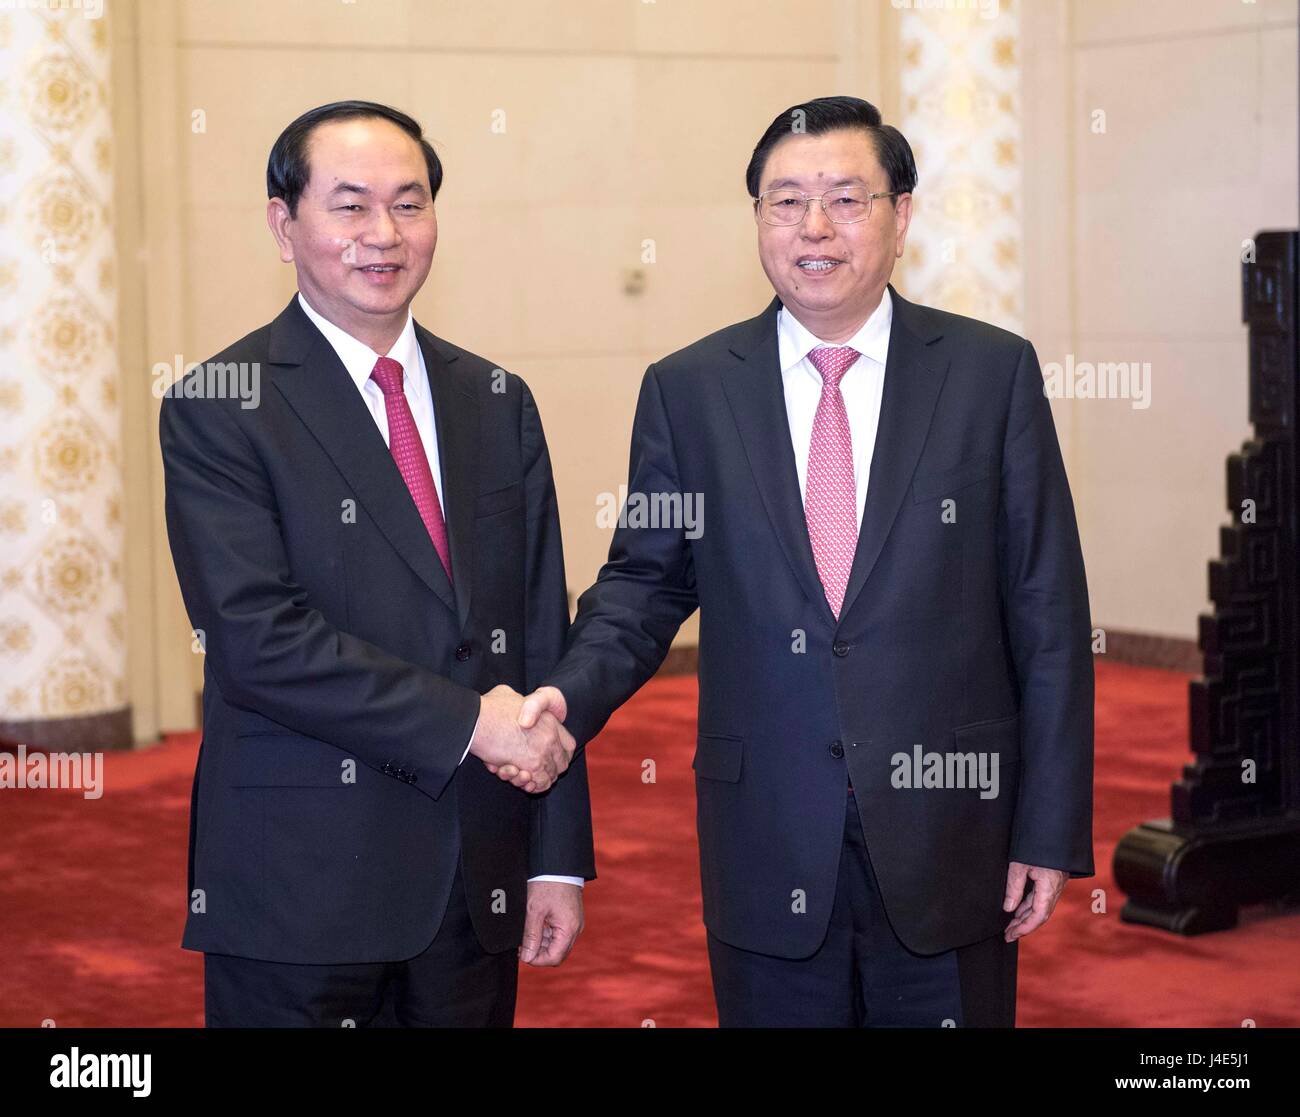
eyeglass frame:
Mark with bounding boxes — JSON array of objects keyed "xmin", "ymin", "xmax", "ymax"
[{"xmin": 752, "ymin": 186, "xmax": 903, "ymax": 225}]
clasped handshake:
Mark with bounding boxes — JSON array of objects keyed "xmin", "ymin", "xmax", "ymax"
[{"xmin": 467, "ymin": 684, "xmax": 573, "ymax": 793}]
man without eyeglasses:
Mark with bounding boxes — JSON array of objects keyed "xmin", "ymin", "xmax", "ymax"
[{"xmin": 160, "ymin": 101, "xmax": 593, "ymax": 1026}]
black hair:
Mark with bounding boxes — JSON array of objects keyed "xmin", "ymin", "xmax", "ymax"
[
  {"xmin": 267, "ymin": 100, "xmax": 443, "ymax": 217},
  {"xmin": 745, "ymin": 96, "xmax": 917, "ymax": 199}
]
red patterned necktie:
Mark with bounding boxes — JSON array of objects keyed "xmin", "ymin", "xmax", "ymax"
[
  {"xmin": 369, "ymin": 356, "xmax": 452, "ymax": 583},
  {"xmin": 805, "ymin": 346, "xmax": 860, "ymax": 618}
]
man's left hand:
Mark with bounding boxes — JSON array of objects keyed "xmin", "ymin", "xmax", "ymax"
[
  {"xmin": 520, "ymin": 880, "xmax": 584, "ymax": 966},
  {"xmin": 1002, "ymin": 862, "xmax": 1067, "ymax": 942}
]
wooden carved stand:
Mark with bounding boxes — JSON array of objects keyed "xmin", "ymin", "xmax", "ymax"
[{"xmin": 1114, "ymin": 230, "xmax": 1300, "ymax": 934}]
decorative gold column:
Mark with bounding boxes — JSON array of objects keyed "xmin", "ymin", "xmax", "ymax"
[
  {"xmin": 892, "ymin": 0, "xmax": 1023, "ymax": 334},
  {"xmin": 0, "ymin": 1, "xmax": 129, "ymax": 749}
]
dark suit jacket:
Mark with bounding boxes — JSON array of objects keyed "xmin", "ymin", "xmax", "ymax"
[
  {"xmin": 545, "ymin": 283, "xmax": 1094, "ymax": 958},
  {"xmin": 160, "ymin": 294, "xmax": 595, "ymax": 965}
]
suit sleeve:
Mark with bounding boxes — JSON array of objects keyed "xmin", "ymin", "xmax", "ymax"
[
  {"xmin": 542, "ymin": 363, "xmax": 700, "ymax": 749},
  {"xmin": 159, "ymin": 389, "xmax": 481, "ymax": 801},
  {"xmin": 517, "ymin": 381, "xmax": 596, "ymax": 880},
  {"xmin": 998, "ymin": 339, "xmax": 1096, "ymax": 877}
]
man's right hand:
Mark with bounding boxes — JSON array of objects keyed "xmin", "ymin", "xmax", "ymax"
[
  {"xmin": 470, "ymin": 684, "xmax": 574, "ymax": 793},
  {"xmin": 518, "ymin": 686, "xmax": 568, "ymax": 730},
  {"xmin": 491, "ymin": 686, "xmax": 572, "ymax": 791}
]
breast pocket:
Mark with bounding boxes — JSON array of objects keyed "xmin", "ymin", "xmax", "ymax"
[{"xmin": 911, "ymin": 452, "xmax": 992, "ymax": 504}]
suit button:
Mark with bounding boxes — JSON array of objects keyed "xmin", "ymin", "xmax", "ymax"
[
  {"xmin": 455, "ymin": 644, "xmax": 472, "ymax": 661},
  {"xmin": 381, "ymin": 761, "xmax": 394, "ymax": 774},
  {"xmin": 832, "ymin": 641, "xmax": 850, "ymax": 657},
  {"xmin": 830, "ymin": 740, "xmax": 845, "ymax": 759},
  {"xmin": 408, "ymin": 772, "xmax": 418, "ymax": 785}
]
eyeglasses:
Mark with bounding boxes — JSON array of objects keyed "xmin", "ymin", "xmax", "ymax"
[{"xmin": 754, "ymin": 186, "xmax": 901, "ymax": 226}]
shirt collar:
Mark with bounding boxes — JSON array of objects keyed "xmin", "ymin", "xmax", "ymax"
[
  {"xmin": 296, "ymin": 291, "xmax": 421, "ymax": 393},
  {"xmin": 777, "ymin": 285, "xmax": 893, "ymax": 375}
]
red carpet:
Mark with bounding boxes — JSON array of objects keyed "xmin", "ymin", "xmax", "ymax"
[{"xmin": 1, "ymin": 660, "xmax": 1297, "ymax": 1027}]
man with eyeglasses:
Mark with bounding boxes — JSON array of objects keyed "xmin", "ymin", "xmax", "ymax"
[{"xmin": 513, "ymin": 96, "xmax": 1094, "ymax": 1026}]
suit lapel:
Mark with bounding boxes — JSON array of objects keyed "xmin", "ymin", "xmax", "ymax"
[
  {"xmin": 266, "ymin": 296, "xmax": 459, "ymax": 618},
  {"xmin": 417, "ymin": 323, "xmax": 477, "ymax": 632},
  {"xmin": 722, "ymin": 297, "xmax": 836, "ymax": 627},
  {"xmin": 838, "ymin": 285, "xmax": 949, "ymax": 620}
]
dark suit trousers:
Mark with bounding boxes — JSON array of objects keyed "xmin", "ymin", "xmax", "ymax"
[
  {"xmin": 203, "ymin": 864, "xmax": 517, "ymax": 1027},
  {"xmin": 707, "ymin": 792, "xmax": 1018, "ymax": 1027}
]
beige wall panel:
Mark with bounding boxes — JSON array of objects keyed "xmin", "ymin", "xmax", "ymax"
[
  {"xmin": 1065, "ymin": 12, "xmax": 1297, "ymax": 638},
  {"xmin": 180, "ymin": 46, "xmax": 412, "ymax": 211},
  {"xmin": 408, "ymin": 54, "xmax": 637, "ymax": 207},
  {"xmin": 1072, "ymin": 0, "xmax": 1295, "ymax": 44},
  {"xmin": 633, "ymin": 0, "xmax": 839, "ymax": 57},
  {"xmin": 184, "ymin": 205, "xmax": 293, "ymax": 359},
  {"xmin": 632, "ymin": 56, "xmax": 843, "ymax": 205},
  {"xmin": 632, "ymin": 203, "xmax": 774, "ymax": 356},
  {"xmin": 178, "ymin": 0, "xmax": 413, "ymax": 48},
  {"xmin": 408, "ymin": 0, "xmax": 636, "ymax": 52}
]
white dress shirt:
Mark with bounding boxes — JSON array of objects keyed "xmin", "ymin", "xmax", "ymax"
[
  {"xmin": 297, "ymin": 292, "xmax": 445, "ymax": 507},
  {"xmin": 777, "ymin": 285, "xmax": 893, "ymax": 526},
  {"xmin": 298, "ymin": 292, "xmax": 582, "ymax": 888}
]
